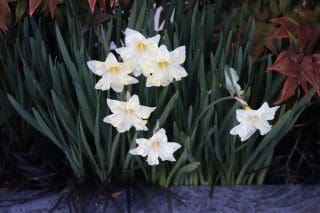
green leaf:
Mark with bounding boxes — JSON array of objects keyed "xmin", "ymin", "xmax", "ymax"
[
  {"xmin": 55, "ymin": 25, "xmax": 80, "ymax": 82},
  {"xmin": 174, "ymin": 162, "xmax": 200, "ymax": 181},
  {"xmin": 135, "ymin": 0, "xmax": 147, "ymax": 30},
  {"xmin": 108, "ymin": 133, "xmax": 120, "ymax": 173},
  {"xmin": 7, "ymin": 94, "xmax": 41, "ymax": 132},
  {"xmin": 15, "ymin": 0, "xmax": 26, "ymax": 24},
  {"xmin": 159, "ymin": 91, "xmax": 179, "ymax": 127}
]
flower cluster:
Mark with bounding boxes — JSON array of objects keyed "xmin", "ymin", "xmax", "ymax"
[
  {"xmin": 87, "ymin": 28, "xmax": 187, "ymax": 92},
  {"xmin": 87, "ymin": 28, "xmax": 185, "ymax": 166}
]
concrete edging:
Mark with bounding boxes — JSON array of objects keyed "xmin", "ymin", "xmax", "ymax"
[{"xmin": 0, "ymin": 185, "xmax": 319, "ymax": 212}]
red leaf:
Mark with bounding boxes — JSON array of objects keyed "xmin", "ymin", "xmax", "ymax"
[
  {"xmin": 263, "ymin": 39, "xmax": 278, "ymax": 55},
  {"xmin": 0, "ymin": 0, "xmax": 10, "ymax": 31},
  {"xmin": 88, "ymin": 0, "xmax": 97, "ymax": 13},
  {"xmin": 296, "ymin": 25, "xmax": 320, "ymax": 54},
  {"xmin": 312, "ymin": 54, "xmax": 320, "ymax": 63},
  {"xmin": 269, "ymin": 51, "xmax": 320, "ymax": 103},
  {"xmin": 29, "ymin": 0, "xmax": 42, "ymax": 16},
  {"xmin": 97, "ymin": 0, "xmax": 106, "ymax": 11},
  {"xmin": 266, "ymin": 51, "xmax": 299, "ymax": 78},
  {"xmin": 268, "ymin": 17, "xmax": 296, "ymax": 40},
  {"xmin": 274, "ymin": 78, "xmax": 299, "ymax": 104},
  {"xmin": 300, "ymin": 56, "xmax": 320, "ymax": 96},
  {"xmin": 48, "ymin": 0, "xmax": 58, "ymax": 18}
]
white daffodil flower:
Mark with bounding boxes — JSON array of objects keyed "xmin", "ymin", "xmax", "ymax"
[
  {"xmin": 230, "ymin": 102, "xmax": 280, "ymax": 142},
  {"xmin": 103, "ymin": 95, "xmax": 156, "ymax": 133},
  {"xmin": 144, "ymin": 45, "xmax": 187, "ymax": 87},
  {"xmin": 129, "ymin": 128, "xmax": 181, "ymax": 166},
  {"xmin": 115, "ymin": 28, "xmax": 160, "ymax": 77},
  {"xmin": 87, "ymin": 53, "xmax": 138, "ymax": 93},
  {"xmin": 224, "ymin": 67, "xmax": 243, "ymax": 96}
]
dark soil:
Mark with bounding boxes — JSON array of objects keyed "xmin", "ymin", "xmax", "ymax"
[{"xmin": 266, "ymin": 102, "xmax": 320, "ymax": 184}]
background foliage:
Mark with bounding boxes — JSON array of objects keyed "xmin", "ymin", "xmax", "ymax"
[{"xmin": 0, "ymin": 0, "xmax": 319, "ymax": 189}]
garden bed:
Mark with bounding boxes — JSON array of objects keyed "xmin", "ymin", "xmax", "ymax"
[
  {"xmin": 1, "ymin": 1, "xmax": 320, "ymax": 212},
  {"xmin": 1, "ymin": 185, "xmax": 320, "ymax": 212}
]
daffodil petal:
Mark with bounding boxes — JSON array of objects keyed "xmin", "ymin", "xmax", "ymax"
[
  {"xmin": 230, "ymin": 122, "xmax": 256, "ymax": 142},
  {"xmin": 146, "ymin": 34, "xmax": 161, "ymax": 47},
  {"xmin": 235, "ymin": 109, "xmax": 251, "ymax": 123},
  {"xmin": 151, "ymin": 128, "xmax": 168, "ymax": 143},
  {"xmin": 111, "ymin": 83, "xmax": 124, "ymax": 93},
  {"xmin": 167, "ymin": 142, "xmax": 182, "ymax": 152},
  {"xmin": 256, "ymin": 102, "xmax": 280, "ymax": 120},
  {"xmin": 107, "ymin": 99, "xmax": 125, "ymax": 114},
  {"xmin": 125, "ymin": 28, "xmax": 146, "ymax": 46},
  {"xmin": 253, "ymin": 119, "xmax": 272, "ymax": 135},
  {"xmin": 105, "ymin": 53, "xmax": 119, "ymax": 67},
  {"xmin": 169, "ymin": 46, "xmax": 186, "ymax": 65},
  {"xmin": 136, "ymin": 106, "xmax": 156, "ymax": 119},
  {"xmin": 170, "ymin": 65, "xmax": 188, "ymax": 80},
  {"xmin": 87, "ymin": 60, "xmax": 106, "ymax": 76},
  {"xmin": 158, "ymin": 147, "xmax": 176, "ymax": 161},
  {"xmin": 146, "ymin": 153, "xmax": 160, "ymax": 166}
]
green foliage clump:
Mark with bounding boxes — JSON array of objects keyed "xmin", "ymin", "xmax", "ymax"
[{"xmin": 0, "ymin": 0, "xmax": 310, "ymax": 187}]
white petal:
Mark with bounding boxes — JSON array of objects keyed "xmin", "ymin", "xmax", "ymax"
[
  {"xmin": 129, "ymin": 95, "xmax": 140, "ymax": 105},
  {"xmin": 235, "ymin": 109, "xmax": 251, "ymax": 123},
  {"xmin": 129, "ymin": 148, "xmax": 140, "ymax": 155},
  {"xmin": 129, "ymin": 146, "xmax": 147, "ymax": 157},
  {"xmin": 167, "ymin": 142, "xmax": 181, "ymax": 152},
  {"xmin": 256, "ymin": 102, "xmax": 280, "ymax": 120},
  {"xmin": 134, "ymin": 139, "xmax": 151, "ymax": 156},
  {"xmin": 105, "ymin": 53, "xmax": 119, "ymax": 67},
  {"xmin": 146, "ymin": 75, "xmax": 161, "ymax": 87},
  {"xmin": 149, "ymin": 69, "xmax": 173, "ymax": 87},
  {"xmin": 230, "ymin": 122, "xmax": 256, "ymax": 142},
  {"xmin": 103, "ymin": 114, "xmax": 120, "ymax": 126},
  {"xmin": 136, "ymin": 105, "xmax": 156, "ymax": 119},
  {"xmin": 125, "ymin": 28, "xmax": 146, "ymax": 46},
  {"xmin": 170, "ymin": 65, "xmax": 188, "ymax": 81},
  {"xmin": 146, "ymin": 34, "xmax": 161, "ymax": 46},
  {"xmin": 132, "ymin": 69, "xmax": 143, "ymax": 77},
  {"xmin": 142, "ymin": 56, "xmax": 155, "ymax": 72},
  {"xmin": 106, "ymin": 99, "xmax": 125, "ymax": 114},
  {"xmin": 111, "ymin": 83, "xmax": 124, "ymax": 93},
  {"xmin": 253, "ymin": 118, "xmax": 272, "ymax": 135},
  {"xmin": 158, "ymin": 142, "xmax": 181, "ymax": 162},
  {"xmin": 115, "ymin": 46, "xmax": 136, "ymax": 60},
  {"xmin": 158, "ymin": 148, "xmax": 176, "ymax": 162},
  {"xmin": 120, "ymin": 60, "xmax": 136, "ymax": 74},
  {"xmin": 225, "ymin": 67, "xmax": 243, "ymax": 96},
  {"xmin": 121, "ymin": 75, "xmax": 139, "ymax": 85},
  {"xmin": 158, "ymin": 45, "xmax": 170, "ymax": 61},
  {"xmin": 103, "ymin": 113, "xmax": 131, "ymax": 133},
  {"xmin": 136, "ymin": 138, "xmax": 151, "ymax": 146},
  {"xmin": 170, "ymin": 46, "xmax": 186, "ymax": 65},
  {"xmin": 95, "ymin": 77, "xmax": 110, "ymax": 91},
  {"xmin": 151, "ymin": 129, "xmax": 168, "ymax": 143},
  {"xmin": 132, "ymin": 116, "xmax": 148, "ymax": 131},
  {"xmin": 87, "ymin": 60, "xmax": 106, "ymax": 76},
  {"xmin": 146, "ymin": 152, "xmax": 160, "ymax": 166},
  {"xmin": 116, "ymin": 125, "xmax": 131, "ymax": 133}
]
